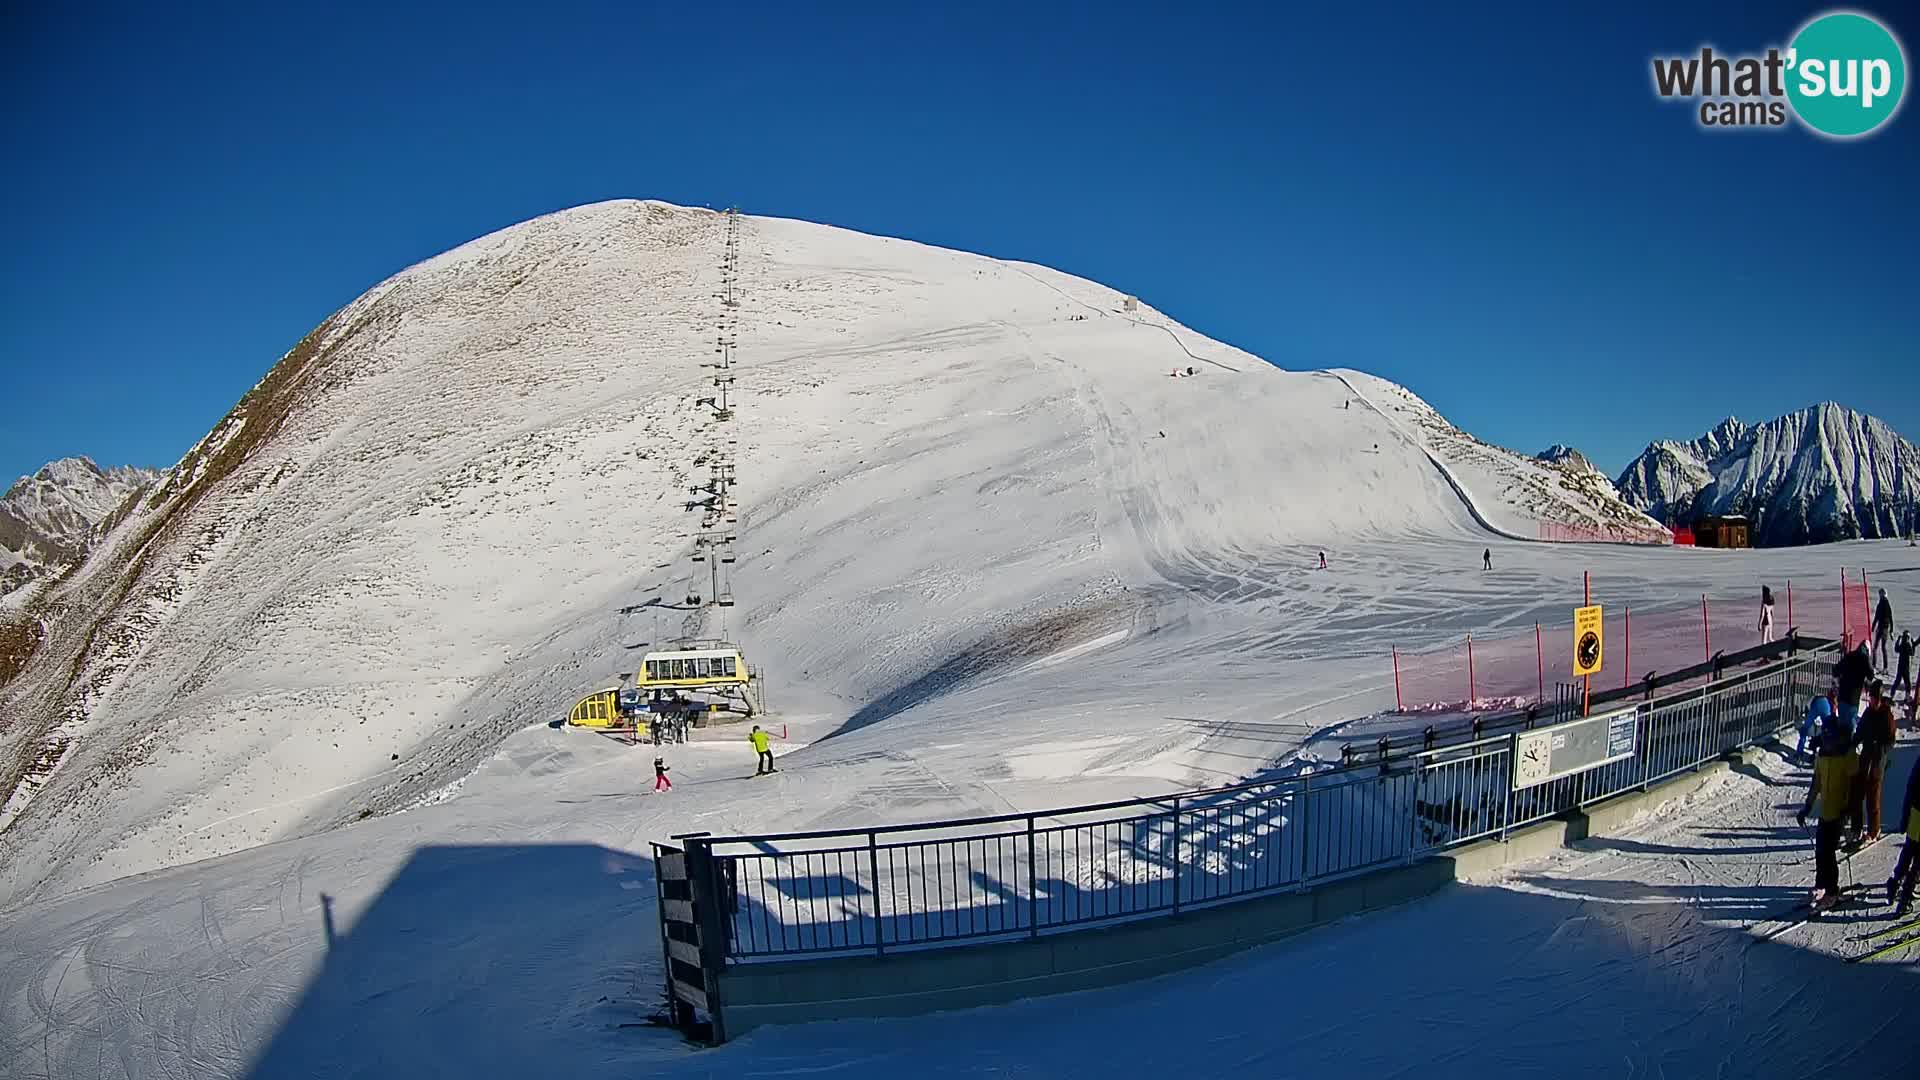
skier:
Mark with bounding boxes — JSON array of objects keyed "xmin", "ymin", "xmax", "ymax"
[
  {"xmin": 1851, "ymin": 681, "xmax": 1897, "ymax": 843},
  {"xmin": 1888, "ymin": 756, "xmax": 1920, "ymax": 915},
  {"xmin": 1758, "ymin": 585, "xmax": 1776, "ymax": 644},
  {"xmin": 1834, "ymin": 642, "xmax": 1873, "ymax": 735},
  {"xmin": 750, "ymin": 724, "xmax": 776, "ymax": 775},
  {"xmin": 1317, "ymin": 551, "xmax": 1328, "ymax": 570},
  {"xmin": 1797, "ymin": 710, "xmax": 1860, "ymax": 911},
  {"xmin": 1482, "ymin": 548, "xmax": 1492, "ymax": 571},
  {"xmin": 653, "ymin": 756, "xmax": 673, "ymax": 792},
  {"xmin": 1896, "ymin": 629, "xmax": 1916, "ymax": 701},
  {"xmin": 1795, "ymin": 693, "xmax": 1834, "ymax": 763},
  {"xmin": 1874, "ymin": 589, "xmax": 1895, "ymax": 670}
]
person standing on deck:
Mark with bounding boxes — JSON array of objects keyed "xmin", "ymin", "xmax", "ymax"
[
  {"xmin": 1835, "ymin": 642, "xmax": 1874, "ymax": 736},
  {"xmin": 1888, "ymin": 756, "xmax": 1920, "ymax": 916},
  {"xmin": 1874, "ymin": 589, "xmax": 1895, "ymax": 670},
  {"xmin": 1798, "ymin": 713, "xmax": 1860, "ymax": 911},
  {"xmin": 1895, "ymin": 630, "xmax": 1915, "ymax": 701},
  {"xmin": 1797, "ymin": 693, "xmax": 1834, "ymax": 763},
  {"xmin": 1852, "ymin": 681, "xmax": 1897, "ymax": 844},
  {"xmin": 1758, "ymin": 585, "xmax": 1776, "ymax": 644}
]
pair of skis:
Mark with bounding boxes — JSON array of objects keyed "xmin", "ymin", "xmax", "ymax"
[
  {"xmin": 1752, "ymin": 882, "xmax": 1868, "ymax": 944},
  {"xmin": 1848, "ymin": 911, "xmax": 1920, "ymax": 963}
]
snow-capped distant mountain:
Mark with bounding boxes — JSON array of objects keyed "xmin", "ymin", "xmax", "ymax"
[
  {"xmin": 1616, "ymin": 405, "xmax": 1919, "ymax": 545},
  {"xmin": 1536, "ymin": 444, "xmax": 1601, "ymax": 475},
  {"xmin": 0, "ymin": 458, "xmax": 157, "ymax": 598}
]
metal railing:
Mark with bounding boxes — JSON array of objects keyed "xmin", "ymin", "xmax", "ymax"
[{"xmin": 677, "ymin": 646, "xmax": 1836, "ymax": 963}]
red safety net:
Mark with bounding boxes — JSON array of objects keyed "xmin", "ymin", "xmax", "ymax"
[{"xmin": 1389, "ymin": 572, "xmax": 1878, "ymax": 713}]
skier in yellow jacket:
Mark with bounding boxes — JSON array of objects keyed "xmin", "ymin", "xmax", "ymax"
[
  {"xmin": 750, "ymin": 725, "xmax": 776, "ymax": 775},
  {"xmin": 1798, "ymin": 712, "xmax": 1860, "ymax": 911}
]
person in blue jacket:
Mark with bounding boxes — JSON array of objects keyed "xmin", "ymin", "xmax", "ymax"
[{"xmin": 1796, "ymin": 693, "xmax": 1834, "ymax": 763}]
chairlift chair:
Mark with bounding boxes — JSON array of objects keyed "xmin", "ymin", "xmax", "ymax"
[{"xmin": 717, "ymin": 593, "xmax": 735, "ymax": 608}]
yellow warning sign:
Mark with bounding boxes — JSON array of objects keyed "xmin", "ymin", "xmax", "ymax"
[{"xmin": 1573, "ymin": 604, "xmax": 1604, "ymax": 677}]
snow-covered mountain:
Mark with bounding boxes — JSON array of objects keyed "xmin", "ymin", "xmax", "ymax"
[
  {"xmin": 1616, "ymin": 405, "xmax": 1919, "ymax": 546},
  {"xmin": 1536, "ymin": 444, "xmax": 1601, "ymax": 475},
  {"xmin": 0, "ymin": 200, "xmax": 1670, "ymax": 905},
  {"xmin": 1335, "ymin": 375, "xmax": 1668, "ymax": 543},
  {"xmin": 0, "ymin": 457, "xmax": 158, "ymax": 599}
]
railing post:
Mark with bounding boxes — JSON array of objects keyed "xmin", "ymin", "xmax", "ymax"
[
  {"xmin": 1171, "ymin": 796, "xmax": 1184, "ymax": 913},
  {"xmin": 682, "ymin": 835, "xmax": 731, "ymax": 1043},
  {"xmin": 1407, "ymin": 761, "xmax": 1421, "ymax": 864},
  {"xmin": 1025, "ymin": 815, "xmax": 1039, "ymax": 939},
  {"xmin": 1297, "ymin": 776, "xmax": 1313, "ymax": 890},
  {"xmin": 1501, "ymin": 733, "xmax": 1516, "ymax": 841},
  {"xmin": 867, "ymin": 831, "xmax": 884, "ymax": 957}
]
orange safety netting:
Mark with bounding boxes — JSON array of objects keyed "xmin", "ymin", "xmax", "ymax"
[{"xmin": 1389, "ymin": 572, "xmax": 1877, "ymax": 713}]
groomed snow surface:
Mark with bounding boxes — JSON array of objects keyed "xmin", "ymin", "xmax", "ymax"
[{"xmin": 0, "ymin": 202, "xmax": 1915, "ymax": 1077}]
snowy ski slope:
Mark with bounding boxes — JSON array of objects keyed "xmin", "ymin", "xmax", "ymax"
[
  {"xmin": 1, "ymin": 200, "xmax": 1915, "ymax": 1078},
  {"xmin": 0, "ymin": 199, "xmax": 1655, "ymax": 905}
]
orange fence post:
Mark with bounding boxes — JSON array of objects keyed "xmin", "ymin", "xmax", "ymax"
[
  {"xmin": 1392, "ymin": 646, "xmax": 1403, "ymax": 711},
  {"xmin": 1862, "ymin": 571, "xmax": 1872, "ymax": 647},
  {"xmin": 1701, "ymin": 594, "xmax": 1711, "ymax": 662},
  {"xmin": 1842, "ymin": 568, "xmax": 1850, "ymax": 648},
  {"xmin": 1623, "ymin": 606, "xmax": 1632, "ymax": 689},
  {"xmin": 1535, "ymin": 622, "xmax": 1544, "ymax": 702},
  {"xmin": 1467, "ymin": 634, "xmax": 1477, "ymax": 708}
]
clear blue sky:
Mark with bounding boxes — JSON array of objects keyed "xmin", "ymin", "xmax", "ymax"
[{"xmin": 3, "ymin": 1, "xmax": 1915, "ymax": 483}]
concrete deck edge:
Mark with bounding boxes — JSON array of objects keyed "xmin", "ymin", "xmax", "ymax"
[{"xmin": 714, "ymin": 753, "xmax": 1752, "ymax": 1039}]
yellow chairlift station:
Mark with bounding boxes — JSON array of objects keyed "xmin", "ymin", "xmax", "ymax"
[
  {"xmin": 566, "ymin": 687, "xmax": 624, "ymax": 729},
  {"xmin": 637, "ymin": 646, "xmax": 749, "ymax": 692}
]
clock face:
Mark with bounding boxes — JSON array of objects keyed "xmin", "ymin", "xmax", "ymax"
[{"xmin": 1578, "ymin": 631, "xmax": 1601, "ymax": 670}]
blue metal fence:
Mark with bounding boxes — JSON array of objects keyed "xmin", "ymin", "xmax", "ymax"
[{"xmin": 678, "ymin": 646, "xmax": 1835, "ymax": 962}]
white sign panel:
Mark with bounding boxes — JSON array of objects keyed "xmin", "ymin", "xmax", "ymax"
[{"xmin": 1511, "ymin": 706, "xmax": 1639, "ymax": 790}]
